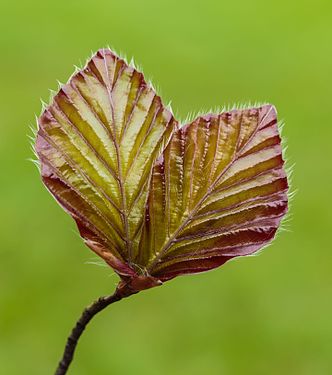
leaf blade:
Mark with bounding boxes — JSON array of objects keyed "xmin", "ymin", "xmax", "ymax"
[
  {"xmin": 138, "ymin": 105, "xmax": 288, "ymax": 280},
  {"xmin": 36, "ymin": 48, "xmax": 177, "ymax": 275}
]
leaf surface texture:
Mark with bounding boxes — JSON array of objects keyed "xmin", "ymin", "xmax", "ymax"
[
  {"xmin": 36, "ymin": 49, "xmax": 176, "ymax": 276},
  {"xmin": 138, "ymin": 105, "xmax": 288, "ymax": 280}
]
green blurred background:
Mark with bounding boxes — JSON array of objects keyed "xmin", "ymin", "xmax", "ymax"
[{"xmin": 1, "ymin": 0, "xmax": 331, "ymax": 374}]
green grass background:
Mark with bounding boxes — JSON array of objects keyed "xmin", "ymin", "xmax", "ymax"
[{"xmin": 1, "ymin": 0, "xmax": 331, "ymax": 374}]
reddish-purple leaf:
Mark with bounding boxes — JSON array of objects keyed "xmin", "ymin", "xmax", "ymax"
[{"xmin": 138, "ymin": 106, "xmax": 288, "ymax": 281}]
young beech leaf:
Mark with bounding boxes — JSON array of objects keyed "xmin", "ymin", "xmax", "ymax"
[
  {"xmin": 35, "ymin": 48, "xmax": 176, "ymax": 289},
  {"xmin": 35, "ymin": 48, "xmax": 288, "ymax": 292},
  {"xmin": 138, "ymin": 107, "xmax": 288, "ymax": 281}
]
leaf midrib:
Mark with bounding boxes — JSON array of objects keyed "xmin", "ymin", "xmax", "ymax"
[{"xmin": 101, "ymin": 50, "xmax": 133, "ymax": 262}]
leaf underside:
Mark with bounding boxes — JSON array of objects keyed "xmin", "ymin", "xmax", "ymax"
[{"xmin": 35, "ymin": 48, "xmax": 288, "ymax": 288}]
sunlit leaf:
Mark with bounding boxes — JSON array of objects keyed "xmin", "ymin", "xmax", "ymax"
[
  {"xmin": 35, "ymin": 48, "xmax": 176, "ymax": 283},
  {"xmin": 36, "ymin": 48, "xmax": 288, "ymax": 290}
]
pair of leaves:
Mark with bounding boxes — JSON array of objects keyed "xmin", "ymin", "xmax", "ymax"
[{"xmin": 35, "ymin": 48, "xmax": 288, "ymax": 291}]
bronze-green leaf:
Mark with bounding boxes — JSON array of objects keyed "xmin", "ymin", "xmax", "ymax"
[
  {"xmin": 36, "ymin": 48, "xmax": 176, "ymax": 282},
  {"xmin": 36, "ymin": 48, "xmax": 288, "ymax": 290}
]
